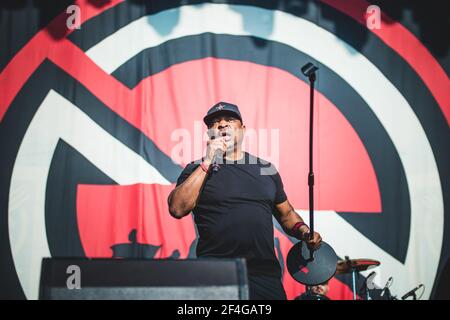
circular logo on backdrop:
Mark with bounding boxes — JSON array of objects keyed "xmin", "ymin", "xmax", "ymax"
[{"xmin": 1, "ymin": 0, "xmax": 448, "ymax": 300}]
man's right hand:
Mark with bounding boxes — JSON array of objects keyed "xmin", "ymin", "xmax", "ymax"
[{"xmin": 204, "ymin": 135, "xmax": 228, "ymax": 166}]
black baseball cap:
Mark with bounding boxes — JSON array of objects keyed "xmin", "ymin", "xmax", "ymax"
[{"xmin": 203, "ymin": 101, "xmax": 243, "ymax": 126}]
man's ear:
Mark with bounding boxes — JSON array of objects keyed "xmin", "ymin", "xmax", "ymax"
[{"xmin": 240, "ymin": 124, "xmax": 246, "ymax": 135}]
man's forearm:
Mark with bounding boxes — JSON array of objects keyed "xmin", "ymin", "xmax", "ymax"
[
  {"xmin": 168, "ymin": 164, "xmax": 208, "ymax": 218},
  {"xmin": 280, "ymin": 208, "xmax": 309, "ymax": 240}
]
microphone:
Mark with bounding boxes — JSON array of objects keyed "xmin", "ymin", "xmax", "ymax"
[
  {"xmin": 209, "ymin": 130, "xmax": 227, "ymax": 172},
  {"xmin": 380, "ymin": 276, "xmax": 393, "ymax": 297},
  {"xmin": 208, "ymin": 129, "xmax": 227, "ymax": 172},
  {"xmin": 362, "ymin": 271, "xmax": 377, "ymax": 300},
  {"xmin": 366, "ymin": 271, "xmax": 376, "ymax": 281},
  {"xmin": 365, "ymin": 271, "xmax": 376, "ymax": 288},
  {"xmin": 401, "ymin": 284, "xmax": 424, "ymax": 300},
  {"xmin": 211, "ymin": 149, "xmax": 224, "ymax": 172}
]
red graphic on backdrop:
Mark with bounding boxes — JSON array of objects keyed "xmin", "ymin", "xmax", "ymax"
[{"xmin": 77, "ymin": 184, "xmax": 196, "ymax": 259}]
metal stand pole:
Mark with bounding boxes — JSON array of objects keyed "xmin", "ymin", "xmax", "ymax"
[{"xmin": 352, "ymin": 269, "xmax": 357, "ymax": 300}]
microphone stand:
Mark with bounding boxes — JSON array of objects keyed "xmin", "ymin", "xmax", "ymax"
[
  {"xmin": 305, "ymin": 63, "xmax": 317, "ymax": 260},
  {"xmin": 286, "ymin": 62, "xmax": 338, "ymax": 287}
]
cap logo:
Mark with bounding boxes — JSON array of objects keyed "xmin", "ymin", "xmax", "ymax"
[{"xmin": 216, "ymin": 104, "xmax": 225, "ymax": 110}]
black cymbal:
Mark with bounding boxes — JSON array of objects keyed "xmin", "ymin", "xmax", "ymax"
[{"xmin": 287, "ymin": 241, "xmax": 338, "ymax": 286}]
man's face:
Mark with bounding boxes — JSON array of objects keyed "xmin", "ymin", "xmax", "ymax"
[
  {"xmin": 207, "ymin": 113, "xmax": 245, "ymax": 152},
  {"xmin": 310, "ymin": 283, "xmax": 330, "ymax": 296}
]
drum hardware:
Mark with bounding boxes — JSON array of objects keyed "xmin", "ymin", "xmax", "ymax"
[{"xmin": 336, "ymin": 257, "xmax": 381, "ymax": 300}]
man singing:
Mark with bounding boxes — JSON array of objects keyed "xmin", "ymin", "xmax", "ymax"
[{"xmin": 168, "ymin": 102, "xmax": 322, "ymax": 300}]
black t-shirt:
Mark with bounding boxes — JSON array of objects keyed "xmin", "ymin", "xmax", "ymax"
[{"xmin": 176, "ymin": 152, "xmax": 287, "ymax": 278}]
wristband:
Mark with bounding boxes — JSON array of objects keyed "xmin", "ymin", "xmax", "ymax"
[
  {"xmin": 200, "ymin": 161, "xmax": 209, "ymax": 173},
  {"xmin": 292, "ymin": 222, "xmax": 308, "ymax": 236}
]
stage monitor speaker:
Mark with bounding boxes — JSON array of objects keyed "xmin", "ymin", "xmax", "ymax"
[{"xmin": 39, "ymin": 258, "xmax": 248, "ymax": 300}]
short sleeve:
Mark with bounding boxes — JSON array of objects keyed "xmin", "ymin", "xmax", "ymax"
[
  {"xmin": 272, "ymin": 171, "xmax": 287, "ymax": 204},
  {"xmin": 176, "ymin": 162, "xmax": 199, "ymax": 186}
]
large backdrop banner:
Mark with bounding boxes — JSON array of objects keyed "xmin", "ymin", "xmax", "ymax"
[{"xmin": 0, "ymin": 0, "xmax": 449, "ymax": 300}]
